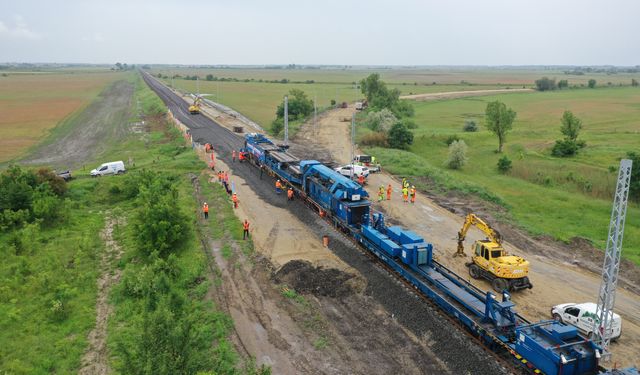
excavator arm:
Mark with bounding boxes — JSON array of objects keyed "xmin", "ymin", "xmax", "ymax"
[{"xmin": 455, "ymin": 213, "xmax": 502, "ymax": 257}]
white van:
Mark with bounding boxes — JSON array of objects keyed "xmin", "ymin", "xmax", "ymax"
[
  {"xmin": 91, "ymin": 161, "xmax": 126, "ymax": 177},
  {"xmin": 335, "ymin": 164, "xmax": 370, "ymax": 178},
  {"xmin": 551, "ymin": 302, "xmax": 622, "ymax": 340}
]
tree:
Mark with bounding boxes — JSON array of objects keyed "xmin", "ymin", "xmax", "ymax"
[
  {"xmin": 360, "ymin": 73, "xmax": 413, "ymax": 118},
  {"xmin": 485, "ymin": 101, "xmax": 516, "ymax": 153},
  {"xmin": 588, "ymin": 79, "xmax": 597, "ymax": 88},
  {"xmin": 445, "ymin": 140, "xmax": 468, "ymax": 169},
  {"xmin": 463, "ymin": 119, "xmax": 478, "ymax": 132},
  {"xmin": 534, "ymin": 77, "xmax": 557, "ymax": 91},
  {"xmin": 205, "ymin": 74, "xmax": 214, "ymax": 81},
  {"xmin": 632, "ymin": 78, "xmax": 639, "ymax": 87},
  {"xmin": 626, "ymin": 151, "xmax": 640, "ymax": 202},
  {"xmin": 387, "ymin": 122, "xmax": 413, "ymax": 149},
  {"xmin": 560, "ymin": 110, "xmax": 582, "ymax": 142},
  {"xmin": 558, "ymin": 79, "xmax": 569, "ymax": 89},
  {"xmin": 497, "ymin": 155, "xmax": 512, "ymax": 173},
  {"xmin": 275, "ymin": 89, "xmax": 313, "ymax": 120},
  {"xmin": 363, "ymin": 109, "xmax": 397, "ymax": 132}
]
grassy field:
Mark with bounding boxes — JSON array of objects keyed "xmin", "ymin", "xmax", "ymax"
[
  {"xmin": 364, "ymin": 86, "xmax": 640, "ymax": 264},
  {"xmin": 0, "ymin": 72, "xmax": 123, "ymax": 162}
]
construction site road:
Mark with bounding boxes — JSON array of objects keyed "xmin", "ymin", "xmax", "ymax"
[{"xmin": 142, "ymin": 72, "xmax": 508, "ymax": 374}]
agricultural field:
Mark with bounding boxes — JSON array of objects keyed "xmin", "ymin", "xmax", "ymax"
[
  {"xmin": 0, "ymin": 71, "xmax": 122, "ymax": 163},
  {"xmin": 365, "ymin": 86, "xmax": 640, "ymax": 264}
]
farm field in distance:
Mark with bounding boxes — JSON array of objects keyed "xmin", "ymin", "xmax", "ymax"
[
  {"xmin": 366, "ymin": 86, "xmax": 640, "ymax": 264},
  {"xmin": 0, "ymin": 71, "xmax": 122, "ymax": 163}
]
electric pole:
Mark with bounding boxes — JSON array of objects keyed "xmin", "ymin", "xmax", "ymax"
[
  {"xmin": 314, "ymin": 93, "xmax": 317, "ymax": 136},
  {"xmin": 284, "ymin": 95, "xmax": 289, "ymax": 146}
]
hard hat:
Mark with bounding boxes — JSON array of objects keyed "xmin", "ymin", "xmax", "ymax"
[
  {"xmin": 412, "ymin": 185, "xmax": 415, "ymax": 188},
  {"xmin": 204, "ymin": 202, "xmax": 207, "ymax": 205}
]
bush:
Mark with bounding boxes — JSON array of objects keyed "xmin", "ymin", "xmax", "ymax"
[
  {"xmin": 558, "ymin": 79, "xmax": 569, "ymax": 89},
  {"xmin": 401, "ymin": 118, "xmax": 418, "ymax": 129},
  {"xmin": 445, "ymin": 140, "xmax": 468, "ymax": 169},
  {"xmin": 535, "ymin": 77, "xmax": 557, "ymax": 91},
  {"xmin": 445, "ymin": 134, "xmax": 461, "ymax": 146},
  {"xmin": 497, "ymin": 155, "xmax": 512, "ymax": 173},
  {"xmin": 552, "ymin": 139, "xmax": 579, "ymax": 157},
  {"xmin": 359, "ymin": 132, "xmax": 388, "ymax": 147},
  {"xmin": 627, "ymin": 151, "xmax": 640, "ymax": 202},
  {"xmin": 276, "ymin": 89, "xmax": 313, "ymax": 120},
  {"xmin": 588, "ymin": 79, "xmax": 597, "ymax": 88},
  {"xmin": 270, "ymin": 118, "xmax": 284, "ymax": 136},
  {"xmin": 387, "ymin": 122, "xmax": 414, "ymax": 149},
  {"xmin": 363, "ymin": 109, "xmax": 397, "ymax": 132},
  {"xmin": 463, "ymin": 119, "xmax": 478, "ymax": 132},
  {"xmin": 632, "ymin": 79, "xmax": 639, "ymax": 87}
]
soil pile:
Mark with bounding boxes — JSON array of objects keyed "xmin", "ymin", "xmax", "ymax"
[{"xmin": 274, "ymin": 260, "xmax": 362, "ymax": 298}]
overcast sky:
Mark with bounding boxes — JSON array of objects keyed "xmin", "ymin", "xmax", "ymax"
[{"xmin": 0, "ymin": 0, "xmax": 638, "ymax": 66}]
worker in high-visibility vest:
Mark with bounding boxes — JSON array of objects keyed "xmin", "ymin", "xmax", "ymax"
[
  {"xmin": 243, "ymin": 219, "xmax": 250, "ymax": 240},
  {"xmin": 238, "ymin": 151, "xmax": 245, "ymax": 162},
  {"xmin": 232, "ymin": 150, "xmax": 236, "ymax": 162},
  {"xmin": 232, "ymin": 193, "xmax": 238, "ymax": 208},
  {"xmin": 410, "ymin": 186, "xmax": 416, "ymax": 204},
  {"xmin": 378, "ymin": 185, "xmax": 384, "ymax": 202},
  {"xmin": 402, "ymin": 186, "xmax": 409, "ymax": 203},
  {"xmin": 202, "ymin": 202, "xmax": 209, "ymax": 219},
  {"xmin": 387, "ymin": 184, "xmax": 392, "ymax": 200},
  {"xmin": 358, "ymin": 174, "xmax": 365, "ymax": 186},
  {"xmin": 275, "ymin": 179, "xmax": 282, "ymax": 194},
  {"xmin": 287, "ymin": 188, "xmax": 294, "ymax": 201}
]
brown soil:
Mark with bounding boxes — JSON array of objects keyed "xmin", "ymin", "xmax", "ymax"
[
  {"xmin": 400, "ymin": 88, "xmax": 534, "ymax": 101},
  {"xmin": 274, "ymin": 260, "xmax": 364, "ymax": 298},
  {"xmin": 294, "ymin": 105, "xmax": 640, "ymax": 368},
  {"xmin": 78, "ymin": 214, "xmax": 124, "ymax": 375}
]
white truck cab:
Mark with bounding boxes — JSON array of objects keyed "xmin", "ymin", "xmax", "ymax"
[
  {"xmin": 551, "ymin": 302, "xmax": 622, "ymax": 340},
  {"xmin": 91, "ymin": 161, "xmax": 126, "ymax": 177}
]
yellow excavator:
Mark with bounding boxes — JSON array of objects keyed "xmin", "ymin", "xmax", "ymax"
[
  {"xmin": 188, "ymin": 96, "xmax": 202, "ymax": 115},
  {"xmin": 455, "ymin": 213, "xmax": 532, "ymax": 292}
]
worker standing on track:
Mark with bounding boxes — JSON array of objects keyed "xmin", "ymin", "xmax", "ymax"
[
  {"xmin": 239, "ymin": 151, "xmax": 245, "ymax": 162},
  {"xmin": 378, "ymin": 185, "xmax": 384, "ymax": 202},
  {"xmin": 410, "ymin": 185, "xmax": 416, "ymax": 204},
  {"xmin": 358, "ymin": 174, "xmax": 365, "ymax": 186},
  {"xmin": 386, "ymin": 184, "xmax": 392, "ymax": 200},
  {"xmin": 202, "ymin": 202, "xmax": 209, "ymax": 219},
  {"xmin": 275, "ymin": 179, "xmax": 282, "ymax": 194},
  {"xmin": 243, "ymin": 219, "xmax": 250, "ymax": 240},
  {"xmin": 232, "ymin": 150, "xmax": 236, "ymax": 162},
  {"xmin": 232, "ymin": 193, "xmax": 239, "ymax": 208},
  {"xmin": 287, "ymin": 187, "xmax": 294, "ymax": 201},
  {"xmin": 402, "ymin": 186, "xmax": 409, "ymax": 203}
]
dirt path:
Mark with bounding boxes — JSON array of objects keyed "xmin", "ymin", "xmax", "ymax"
[
  {"xmin": 22, "ymin": 80, "xmax": 134, "ymax": 169},
  {"xmin": 294, "ymin": 106, "xmax": 640, "ymax": 368},
  {"xmin": 400, "ymin": 88, "xmax": 533, "ymax": 101},
  {"xmin": 78, "ymin": 214, "xmax": 124, "ymax": 375}
]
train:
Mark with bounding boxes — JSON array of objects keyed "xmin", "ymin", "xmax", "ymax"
[{"xmin": 241, "ymin": 133, "xmax": 638, "ymax": 375}]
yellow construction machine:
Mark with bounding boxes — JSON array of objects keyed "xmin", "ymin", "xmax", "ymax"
[
  {"xmin": 188, "ymin": 96, "xmax": 202, "ymax": 114},
  {"xmin": 455, "ymin": 213, "xmax": 532, "ymax": 292}
]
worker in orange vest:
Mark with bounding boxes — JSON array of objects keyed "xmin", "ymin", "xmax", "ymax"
[
  {"xmin": 358, "ymin": 174, "xmax": 365, "ymax": 186},
  {"xmin": 224, "ymin": 171, "xmax": 229, "ymax": 183},
  {"xmin": 410, "ymin": 186, "xmax": 416, "ymax": 204},
  {"xmin": 208, "ymin": 161, "xmax": 215, "ymax": 171},
  {"xmin": 275, "ymin": 179, "xmax": 282, "ymax": 194},
  {"xmin": 287, "ymin": 188, "xmax": 294, "ymax": 201},
  {"xmin": 232, "ymin": 193, "xmax": 238, "ymax": 208},
  {"xmin": 217, "ymin": 171, "xmax": 222, "ymax": 182},
  {"xmin": 202, "ymin": 202, "xmax": 209, "ymax": 219},
  {"xmin": 232, "ymin": 150, "xmax": 236, "ymax": 162},
  {"xmin": 239, "ymin": 151, "xmax": 245, "ymax": 162},
  {"xmin": 387, "ymin": 184, "xmax": 392, "ymax": 200},
  {"xmin": 243, "ymin": 219, "xmax": 250, "ymax": 240}
]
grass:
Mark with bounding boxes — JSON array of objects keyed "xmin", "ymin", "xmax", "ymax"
[
  {"xmin": 0, "ymin": 71, "xmax": 124, "ymax": 162},
  {"xmin": 366, "ymin": 86, "xmax": 640, "ymax": 264}
]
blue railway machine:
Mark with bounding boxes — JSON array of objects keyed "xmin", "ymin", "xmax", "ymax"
[{"xmin": 243, "ymin": 133, "xmax": 637, "ymax": 375}]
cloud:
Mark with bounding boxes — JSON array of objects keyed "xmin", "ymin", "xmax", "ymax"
[
  {"xmin": 0, "ymin": 15, "xmax": 42, "ymax": 40},
  {"xmin": 81, "ymin": 33, "xmax": 106, "ymax": 43}
]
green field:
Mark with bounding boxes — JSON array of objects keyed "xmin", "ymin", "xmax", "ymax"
[{"xmin": 364, "ymin": 87, "xmax": 640, "ymax": 264}]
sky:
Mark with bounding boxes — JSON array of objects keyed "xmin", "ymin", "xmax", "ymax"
[{"xmin": 0, "ymin": 0, "xmax": 638, "ymax": 66}]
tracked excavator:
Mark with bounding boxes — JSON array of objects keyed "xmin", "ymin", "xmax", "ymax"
[
  {"xmin": 455, "ymin": 213, "xmax": 532, "ymax": 292},
  {"xmin": 188, "ymin": 96, "xmax": 202, "ymax": 114}
]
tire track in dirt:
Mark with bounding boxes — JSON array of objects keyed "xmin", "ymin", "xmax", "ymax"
[{"xmin": 78, "ymin": 214, "xmax": 123, "ymax": 375}]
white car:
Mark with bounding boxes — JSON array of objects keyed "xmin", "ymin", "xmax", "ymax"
[
  {"xmin": 335, "ymin": 164, "xmax": 370, "ymax": 178},
  {"xmin": 91, "ymin": 161, "xmax": 126, "ymax": 177},
  {"xmin": 551, "ymin": 302, "xmax": 621, "ymax": 340}
]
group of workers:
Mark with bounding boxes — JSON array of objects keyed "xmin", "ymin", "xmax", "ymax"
[
  {"xmin": 275, "ymin": 179, "xmax": 295, "ymax": 201},
  {"xmin": 231, "ymin": 149, "xmax": 248, "ymax": 163},
  {"xmin": 376, "ymin": 178, "xmax": 416, "ymax": 204}
]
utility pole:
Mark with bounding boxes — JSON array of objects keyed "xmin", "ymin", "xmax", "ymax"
[
  {"xmin": 350, "ymin": 113, "xmax": 355, "ymax": 179},
  {"xmin": 196, "ymin": 76, "xmax": 200, "ymax": 96},
  {"xmin": 314, "ymin": 93, "xmax": 317, "ymax": 136},
  {"xmin": 593, "ymin": 158, "xmax": 632, "ymax": 361},
  {"xmin": 284, "ymin": 95, "xmax": 289, "ymax": 146},
  {"xmin": 217, "ymin": 81, "xmax": 220, "ymax": 102}
]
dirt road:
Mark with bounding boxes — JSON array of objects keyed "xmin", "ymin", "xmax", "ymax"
[
  {"xmin": 295, "ymin": 105, "xmax": 640, "ymax": 368},
  {"xmin": 400, "ymin": 88, "xmax": 533, "ymax": 101}
]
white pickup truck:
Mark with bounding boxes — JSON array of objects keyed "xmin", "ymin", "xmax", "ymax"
[{"xmin": 551, "ymin": 302, "xmax": 622, "ymax": 340}]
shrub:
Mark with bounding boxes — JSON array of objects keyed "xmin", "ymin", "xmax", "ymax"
[
  {"xmin": 359, "ymin": 132, "xmax": 388, "ymax": 147},
  {"xmin": 632, "ymin": 79, "xmax": 639, "ymax": 87},
  {"xmin": 627, "ymin": 151, "xmax": 640, "ymax": 202},
  {"xmin": 463, "ymin": 119, "xmax": 478, "ymax": 132},
  {"xmin": 387, "ymin": 122, "xmax": 414, "ymax": 149},
  {"xmin": 401, "ymin": 118, "xmax": 418, "ymax": 129},
  {"xmin": 363, "ymin": 109, "xmax": 397, "ymax": 132},
  {"xmin": 588, "ymin": 79, "xmax": 597, "ymax": 88},
  {"xmin": 497, "ymin": 155, "xmax": 512, "ymax": 173},
  {"xmin": 445, "ymin": 134, "xmax": 461, "ymax": 146},
  {"xmin": 535, "ymin": 77, "xmax": 557, "ymax": 91},
  {"xmin": 445, "ymin": 140, "xmax": 468, "ymax": 169},
  {"xmin": 270, "ymin": 118, "xmax": 284, "ymax": 136},
  {"xmin": 552, "ymin": 139, "xmax": 579, "ymax": 157},
  {"xmin": 330, "ymin": 99, "xmax": 336, "ymax": 106},
  {"xmin": 558, "ymin": 79, "xmax": 569, "ymax": 89}
]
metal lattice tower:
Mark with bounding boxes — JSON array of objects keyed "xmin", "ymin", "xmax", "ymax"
[
  {"xmin": 593, "ymin": 159, "xmax": 632, "ymax": 360},
  {"xmin": 284, "ymin": 95, "xmax": 288, "ymax": 146}
]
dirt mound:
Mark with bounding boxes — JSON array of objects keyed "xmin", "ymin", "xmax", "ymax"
[{"xmin": 274, "ymin": 260, "xmax": 363, "ymax": 298}]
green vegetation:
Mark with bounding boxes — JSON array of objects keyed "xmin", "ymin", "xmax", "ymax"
[
  {"xmin": 363, "ymin": 87, "xmax": 640, "ymax": 265},
  {"xmin": 484, "ymin": 100, "xmax": 517, "ymax": 153},
  {"xmin": 552, "ymin": 111, "xmax": 585, "ymax": 157},
  {"xmin": 534, "ymin": 77, "xmax": 557, "ymax": 91},
  {"xmin": 446, "ymin": 140, "xmax": 468, "ymax": 170},
  {"xmin": 271, "ymin": 89, "xmax": 315, "ymax": 135}
]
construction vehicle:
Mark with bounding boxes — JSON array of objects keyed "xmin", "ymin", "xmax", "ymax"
[
  {"xmin": 188, "ymin": 96, "xmax": 202, "ymax": 114},
  {"xmin": 456, "ymin": 213, "xmax": 532, "ymax": 292}
]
